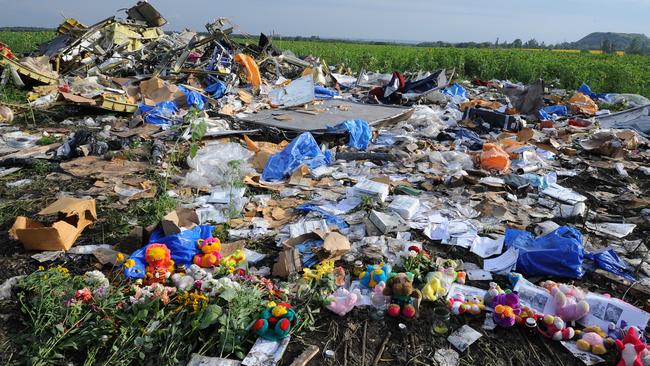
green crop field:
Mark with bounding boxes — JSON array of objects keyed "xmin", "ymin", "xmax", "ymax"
[{"xmin": 2, "ymin": 31, "xmax": 650, "ymax": 97}]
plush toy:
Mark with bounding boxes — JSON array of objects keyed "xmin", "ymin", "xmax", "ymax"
[
  {"xmin": 334, "ymin": 266, "xmax": 346, "ymax": 287},
  {"xmin": 576, "ymin": 326, "xmax": 612, "ymax": 355},
  {"xmin": 360, "ymin": 263, "xmax": 391, "ymax": 289},
  {"xmin": 252, "ymin": 301, "xmax": 299, "ymax": 341},
  {"xmin": 448, "ymin": 294, "xmax": 467, "ymax": 315},
  {"xmin": 221, "ymin": 249, "xmax": 246, "ymax": 271},
  {"xmin": 422, "ymin": 271, "xmax": 449, "ymax": 301},
  {"xmin": 171, "ymin": 272, "xmax": 194, "ymax": 291},
  {"xmin": 326, "ymin": 288, "xmax": 359, "ymax": 316},
  {"xmin": 145, "ymin": 244, "xmax": 174, "ymax": 284},
  {"xmin": 491, "ymin": 292, "xmax": 521, "ymax": 327},
  {"xmin": 455, "ymin": 271, "xmax": 467, "ymax": 285},
  {"xmin": 615, "ymin": 327, "xmax": 649, "ymax": 366},
  {"xmin": 383, "ymin": 272, "xmax": 422, "ymax": 319},
  {"xmin": 609, "ymin": 321, "xmax": 647, "ymax": 343},
  {"xmin": 537, "ymin": 314, "xmax": 575, "ymax": 341},
  {"xmin": 464, "ymin": 295, "xmax": 485, "ymax": 315},
  {"xmin": 541, "ymin": 281, "xmax": 589, "ymax": 322},
  {"xmin": 483, "ymin": 282, "xmax": 505, "ymax": 309},
  {"xmin": 193, "ymin": 237, "xmax": 222, "ymax": 268}
]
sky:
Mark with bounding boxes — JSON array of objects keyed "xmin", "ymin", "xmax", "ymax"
[{"xmin": 1, "ymin": 0, "xmax": 648, "ymax": 44}]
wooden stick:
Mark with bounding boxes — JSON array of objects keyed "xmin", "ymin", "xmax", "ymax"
[
  {"xmin": 343, "ymin": 342, "xmax": 348, "ymax": 366},
  {"xmin": 372, "ymin": 331, "xmax": 392, "ymax": 366},
  {"xmin": 289, "ymin": 345, "xmax": 319, "ymax": 366},
  {"xmin": 361, "ymin": 320, "xmax": 368, "ymax": 366}
]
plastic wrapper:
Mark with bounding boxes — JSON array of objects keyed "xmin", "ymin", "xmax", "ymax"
[
  {"xmin": 178, "ymin": 85, "xmax": 206, "ymax": 110},
  {"xmin": 315, "ymin": 86, "xmax": 338, "ymax": 99},
  {"xmin": 138, "ymin": 101, "xmax": 179, "ymax": 126},
  {"xmin": 326, "ymin": 119, "xmax": 371, "ymax": 150},
  {"xmin": 123, "ymin": 225, "xmax": 214, "ymax": 279},
  {"xmin": 205, "ymin": 80, "xmax": 227, "ymax": 99},
  {"xmin": 538, "ymin": 105, "xmax": 568, "ymax": 120},
  {"xmin": 184, "ymin": 142, "xmax": 254, "ymax": 188},
  {"xmin": 296, "ymin": 204, "xmax": 349, "ymax": 229},
  {"xmin": 261, "ymin": 132, "xmax": 332, "ymax": 181},
  {"xmin": 505, "ymin": 226, "xmax": 585, "ymax": 279},
  {"xmin": 585, "ymin": 249, "xmax": 636, "ymax": 281},
  {"xmin": 480, "ymin": 143, "xmax": 510, "ymax": 172}
]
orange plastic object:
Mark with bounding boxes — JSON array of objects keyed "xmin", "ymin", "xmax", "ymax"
[
  {"xmin": 480, "ymin": 143, "xmax": 511, "ymax": 172},
  {"xmin": 234, "ymin": 53, "xmax": 261, "ymax": 87}
]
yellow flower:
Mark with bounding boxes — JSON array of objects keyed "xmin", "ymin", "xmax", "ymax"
[
  {"xmin": 51, "ymin": 265, "xmax": 70, "ymax": 275},
  {"xmin": 116, "ymin": 253, "xmax": 125, "ymax": 263},
  {"xmin": 266, "ymin": 301, "xmax": 277, "ymax": 308},
  {"xmin": 124, "ymin": 259, "xmax": 135, "ymax": 268},
  {"xmin": 38, "ymin": 266, "xmax": 45, "ymax": 271}
]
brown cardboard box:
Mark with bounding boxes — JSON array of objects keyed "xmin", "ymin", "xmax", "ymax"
[
  {"xmin": 9, "ymin": 197, "xmax": 97, "ymax": 251},
  {"xmin": 272, "ymin": 229, "xmax": 350, "ymax": 278},
  {"xmin": 160, "ymin": 208, "xmax": 200, "ymax": 236}
]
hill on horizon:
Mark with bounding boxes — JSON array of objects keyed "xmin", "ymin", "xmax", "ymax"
[{"xmin": 575, "ymin": 32, "xmax": 650, "ymax": 51}]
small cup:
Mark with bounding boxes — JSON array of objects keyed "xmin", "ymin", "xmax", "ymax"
[{"xmin": 432, "ymin": 306, "xmax": 451, "ymax": 336}]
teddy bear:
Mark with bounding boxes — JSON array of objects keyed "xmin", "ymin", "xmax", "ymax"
[
  {"xmin": 193, "ymin": 237, "xmax": 222, "ymax": 268},
  {"xmin": 615, "ymin": 327, "xmax": 650, "ymax": 366},
  {"xmin": 360, "ymin": 263, "xmax": 391, "ymax": 289},
  {"xmin": 491, "ymin": 292, "xmax": 522, "ymax": 327},
  {"xmin": 483, "ymin": 282, "xmax": 505, "ymax": 307},
  {"xmin": 145, "ymin": 243, "xmax": 174, "ymax": 284},
  {"xmin": 326, "ymin": 288, "xmax": 359, "ymax": 316},
  {"xmin": 383, "ymin": 272, "xmax": 422, "ymax": 319},
  {"xmin": 537, "ymin": 314, "xmax": 575, "ymax": 341},
  {"xmin": 540, "ymin": 280, "xmax": 589, "ymax": 322},
  {"xmin": 576, "ymin": 326, "xmax": 613, "ymax": 355},
  {"xmin": 252, "ymin": 301, "xmax": 299, "ymax": 341},
  {"xmin": 448, "ymin": 294, "xmax": 467, "ymax": 315}
]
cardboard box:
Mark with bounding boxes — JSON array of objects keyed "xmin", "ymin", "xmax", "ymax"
[
  {"xmin": 389, "ymin": 195, "xmax": 420, "ymax": 220},
  {"xmin": 161, "ymin": 208, "xmax": 200, "ymax": 236},
  {"xmin": 272, "ymin": 229, "xmax": 350, "ymax": 278},
  {"xmin": 10, "ymin": 197, "xmax": 97, "ymax": 251},
  {"xmin": 351, "ymin": 179, "xmax": 389, "ymax": 202}
]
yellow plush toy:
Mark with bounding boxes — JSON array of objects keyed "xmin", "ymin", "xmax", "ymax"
[
  {"xmin": 422, "ymin": 271, "xmax": 448, "ymax": 301},
  {"xmin": 221, "ymin": 249, "xmax": 246, "ymax": 272}
]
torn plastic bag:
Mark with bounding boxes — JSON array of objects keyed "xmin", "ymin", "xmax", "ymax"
[
  {"xmin": 205, "ymin": 80, "xmax": 227, "ymax": 99},
  {"xmin": 505, "ymin": 226, "xmax": 585, "ymax": 279},
  {"xmin": 185, "ymin": 141, "xmax": 254, "ymax": 188},
  {"xmin": 578, "ymin": 83, "xmax": 610, "ymax": 101},
  {"xmin": 138, "ymin": 101, "xmax": 179, "ymax": 126},
  {"xmin": 296, "ymin": 204, "xmax": 349, "ymax": 229},
  {"xmin": 178, "ymin": 85, "xmax": 206, "ymax": 110},
  {"xmin": 326, "ymin": 119, "xmax": 371, "ymax": 150},
  {"xmin": 315, "ymin": 86, "xmax": 338, "ymax": 99},
  {"xmin": 453, "ymin": 128, "xmax": 483, "ymax": 150},
  {"xmin": 123, "ymin": 225, "xmax": 214, "ymax": 279},
  {"xmin": 442, "ymin": 83, "xmax": 468, "ymax": 99},
  {"xmin": 261, "ymin": 132, "xmax": 332, "ymax": 181},
  {"xmin": 402, "ymin": 69, "xmax": 447, "ymax": 95},
  {"xmin": 503, "ymin": 80, "xmax": 544, "ymax": 115},
  {"xmin": 538, "ymin": 105, "xmax": 568, "ymax": 120},
  {"xmin": 585, "ymin": 248, "xmax": 636, "ymax": 281}
]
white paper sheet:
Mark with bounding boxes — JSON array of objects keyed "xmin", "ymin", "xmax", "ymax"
[
  {"xmin": 579, "ymin": 292, "xmax": 650, "ymax": 331},
  {"xmin": 483, "ymin": 247, "xmax": 518, "ymax": 273}
]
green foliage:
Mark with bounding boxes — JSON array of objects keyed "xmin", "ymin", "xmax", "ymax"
[
  {"xmin": 0, "ymin": 30, "xmax": 55, "ymax": 53},
  {"xmin": 35, "ymin": 135, "xmax": 59, "ymax": 146}
]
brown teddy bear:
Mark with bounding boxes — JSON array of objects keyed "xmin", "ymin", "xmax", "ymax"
[{"xmin": 383, "ymin": 272, "xmax": 422, "ymax": 318}]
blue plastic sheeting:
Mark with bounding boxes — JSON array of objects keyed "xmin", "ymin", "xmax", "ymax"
[
  {"xmin": 578, "ymin": 83, "xmax": 610, "ymax": 100},
  {"xmin": 538, "ymin": 105, "xmax": 568, "ymax": 120},
  {"xmin": 442, "ymin": 83, "xmax": 468, "ymax": 98},
  {"xmin": 295, "ymin": 203, "xmax": 349, "ymax": 229},
  {"xmin": 454, "ymin": 127, "xmax": 483, "ymax": 150},
  {"xmin": 585, "ymin": 249, "xmax": 636, "ymax": 281},
  {"xmin": 315, "ymin": 86, "xmax": 338, "ymax": 99},
  {"xmin": 205, "ymin": 81, "xmax": 227, "ymax": 99},
  {"xmin": 295, "ymin": 239, "xmax": 323, "ymax": 268},
  {"xmin": 123, "ymin": 225, "xmax": 214, "ymax": 279},
  {"xmin": 138, "ymin": 101, "xmax": 180, "ymax": 126},
  {"xmin": 505, "ymin": 226, "xmax": 585, "ymax": 279},
  {"xmin": 261, "ymin": 132, "xmax": 332, "ymax": 181},
  {"xmin": 326, "ymin": 119, "xmax": 371, "ymax": 150},
  {"xmin": 178, "ymin": 85, "xmax": 206, "ymax": 110}
]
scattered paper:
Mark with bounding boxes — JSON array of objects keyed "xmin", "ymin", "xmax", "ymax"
[
  {"xmin": 585, "ymin": 222, "xmax": 636, "ymax": 239},
  {"xmin": 447, "ymin": 325, "xmax": 482, "ymax": 352},
  {"xmin": 446, "ymin": 284, "xmax": 487, "ymax": 301},
  {"xmin": 466, "ymin": 269, "xmax": 493, "ymax": 281},
  {"xmin": 433, "ymin": 349, "xmax": 460, "ymax": 366},
  {"xmin": 483, "ymin": 247, "xmax": 518, "ymax": 273},
  {"xmin": 579, "ymin": 292, "xmax": 650, "ymax": 331},
  {"xmin": 541, "ymin": 184, "xmax": 587, "ymax": 205},
  {"xmin": 31, "ymin": 251, "xmax": 65, "ymax": 262},
  {"xmin": 513, "ymin": 278, "xmax": 554, "ymax": 314},
  {"xmin": 470, "ymin": 236, "xmax": 504, "ymax": 258},
  {"xmin": 559, "ymin": 341, "xmax": 605, "ymax": 365}
]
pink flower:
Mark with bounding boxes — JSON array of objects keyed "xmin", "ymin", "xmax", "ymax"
[{"xmin": 75, "ymin": 288, "xmax": 92, "ymax": 302}]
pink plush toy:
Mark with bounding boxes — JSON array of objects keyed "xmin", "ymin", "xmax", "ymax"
[
  {"xmin": 615, "ymin": 327, "xmax": 650, "ymax": 366},
  {"xmin": 326, "ymin": 288, "xmax": 358, "ymax": 316},
  {"xmin": 541, "ymin": 281, "xmax": 589, "ymax": 322}
]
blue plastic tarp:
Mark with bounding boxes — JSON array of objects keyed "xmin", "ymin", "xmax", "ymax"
[
  {"xmin": 123, "ymin": 225, "xmax": 214, "ymax": 279},
  {"xmin": 442, "ymin": 83, "xmax": 468, "ymax": 99},
  {"xmin": 178, "ymin": 85, "xmax": 206, "ymax": 110},
  {"xmin": 538, "ymin": 105, "xmax": 568, "ymax": 120},
  {"xmin": 295, "ymin": 203, "xmax": 349, "ymax": 229},
  {"xmin": 505, "ymin": 226, "xmax": 585, "ymax": 279},
  {"xmin": 454, "ymin": 127, "xmax": 483, "ymax": 150},
  {"xmin": 205, "ymin": 80, "xmax": 227, "ymax": 99},
  {"xmin": 261, "ymin": 132, "xmax": 332, "ymax": 181},
  {"xmin": 585, "ymin": 248, "xmax": 636, "ymax": 281},
  {"xmin": 578, "ymin": 83, "xmax": 610, "ymax": 100},
  {"xmin": 326, "ymin": 119, "xmax": 371, "ymax": 150},
  {"xmin": 315, "ymin": 86, "xmax": 338, "ymax": 99},
  {"xmin": 138, "ymin": 101, "xmax": 180, "ymax": 126}
]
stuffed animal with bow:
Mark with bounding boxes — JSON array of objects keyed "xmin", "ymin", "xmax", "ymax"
[
  {"xmin": 252, "ymin": 301, "xmax": 299, "ymax": 341},
  {"xmin": 491, "ymin": 292, "xmax": 521, "ymax": 327},
  {"xmin": 326, "ymin": 288, "xmax": 359, "ymax": 316},
  {"xmin": 383, "ymin": 272, "xmax": 422, "ymax": 319},
  {"xmin": 541, "ymin": 281, "xmax": 589, "ymax": 322},
  {"xmin": 615, "ymin": 327, "xmax": 649, "ymax": 366},
  {"xmin": 193, "ymin": 237, "xmax": 222, "ymax": 267},
  {"xmin": 537, "ymin": 314, "xmax": 575, "ymax": 341},
  {"xmin": 360, "ymin": 263, "xmax": 391, "ymax": 289},
  {"xmin": 576, "ymin": 326, "xmax": 613, "ymax": 355},
  {"xmin": 145, "ymin": 243, "xmax": 174, "ymax": 284}
]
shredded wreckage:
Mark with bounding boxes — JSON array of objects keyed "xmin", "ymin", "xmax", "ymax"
[{"xmin": 1, "ymin": 2, "xmax": 650, "ymax": 366}]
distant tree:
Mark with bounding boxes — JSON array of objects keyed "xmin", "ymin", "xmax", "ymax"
[
  {"xmin": 512, "ymin": 39, "xmax": 523, "ymax": 48},
  {"xmin": 495, "ymin": 37, "xmax": 499, "ymax": 48},
  {"xmin": 524, "ymin": 38, "xmax": 539, "ymax": 48},
  {"xmin": 601, "ymin": 39, "xmax": 613, "ymax": 54},
  {"xmin": 627, "ymin": 37, "xmax": 643, "ymax": 54}
]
